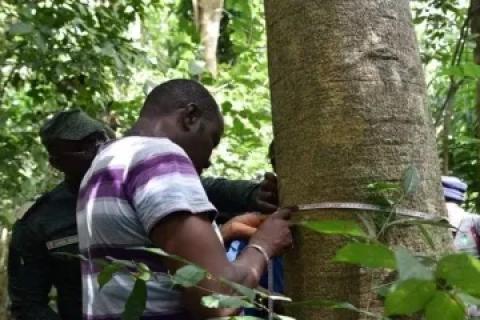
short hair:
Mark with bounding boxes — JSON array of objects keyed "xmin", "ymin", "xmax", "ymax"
[{"xmin": 140, "ymin": 79, "xmax": 219, "ymax": 119}]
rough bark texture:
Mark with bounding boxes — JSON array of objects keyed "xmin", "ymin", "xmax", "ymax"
[
  {"xmin": 471, "ymin": 0, "xmax": 480, "ymax": 211},
  {"xmin": 264, "ymin": 1, "xmax": 452, "ymax": 319}
]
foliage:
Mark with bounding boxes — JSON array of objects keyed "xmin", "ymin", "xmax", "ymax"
[
  {"xmin": 295, "ymin": 167, "xmax": 480, "ymax": 320},
  {"xmin": 0, "ymin": 1, "xmax": 273, "ymax": 221},
  {"xmin": 92, "ymin": 167, "xmax": 479, "ymax": 320},
  {"xmin": 413, "ymin": 0, "xmax": 480, "ymax": 212},
  {"xmin": 0, "ymin": 0, "xmax": 155, "ymax": 221}
]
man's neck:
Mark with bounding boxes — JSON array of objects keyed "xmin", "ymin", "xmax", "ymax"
[{"xmin": 127, "ymin": 119, "xmax": 169, "ymax": 139}]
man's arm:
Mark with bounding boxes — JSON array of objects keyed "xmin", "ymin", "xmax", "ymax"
[
  {"xmin": 202, "ymin": 173, "xmax": 279, "ymax": 223},
  {"xmin": 150, "ymin": 209, "xmax": 291, "ymax": 319},
  {"xmin": 201, "ymin": 177, "xmax": 258, "ymax": 215},
  {"xmin": 8, "ymin": 222, "xmax": 60, "ymax": 320}
]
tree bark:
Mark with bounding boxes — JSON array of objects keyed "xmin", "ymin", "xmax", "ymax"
[
  {"xmin": 471, "ymin": 0, "xmax": 480, "ymax": 211},
  {"xmin": 193, "ymin": 0, "xmax": 224, "ymax": 76},
  {"xmin": 264, "ymin": 1, "xmax": 452, "ymax": 319}
]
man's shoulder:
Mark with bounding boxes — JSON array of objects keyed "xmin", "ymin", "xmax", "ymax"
[
  {"xmin": 98, "ymin": 137, "xmax": 188, "ymax": 164},
  {"xmin": 20, "ymin": 183, "xmax": 73, "ymax": 222},
  {"xmin": 109, "ymin": 136, "xmax": 184, "ymax": 151}
]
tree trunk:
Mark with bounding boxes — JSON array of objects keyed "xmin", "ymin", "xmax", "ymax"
[
  {"xmin": 471, "ymin": 0, "xmax": 480, "ymax": 212},
  {"xmin": 193, "ymin": 0, "xmax": 224, "ymax": 76},
  {"xmin": 264, "ymin": 1, "xmax": 452, "ymax": 319},
  {"xmin": 0, "ymin": 227, "xmax": 11, "ymax": 320}
]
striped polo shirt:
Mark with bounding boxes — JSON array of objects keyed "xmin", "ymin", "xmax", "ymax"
[{"xmin": 77, "ymin": 136, "xmax": 217, "ymax": 320}]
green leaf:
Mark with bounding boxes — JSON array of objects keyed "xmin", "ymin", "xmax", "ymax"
[
  {"xmin": 436, "ymin": 254, "xmax": 480, "ymax": 297},
  {"xmin": 8, "ymin": 22, "xmax": 33, "ymax": 35},
  {"xmin": 136, "ymin": 263, "xmax": 151, "ymax": 282},
  {"xmin": 142, "ymin": 247, "xmax": 170, "ymax": 257},
  {"xmin": 385, "ymin": 279, "xmax": 436, "ymax": 316},
  {"xmin": 201, "ymin": 294, "xmax": 254, "ymax": 309},
  {"xmin": 425, "ymin": 291, "xmax": 465, "ymax": 320},
  {"xmin": 226, "ymin": 281, "xmax": 258, "ymax": 301},
  {"xmin": 394, "ymin": 247, "xmax": 433, "ymax": 281},
  {"xmin": 457, "ymin": 292, "xmax": 480, "ymax": 306},
  {"xmin": 418, "ymin": 224, "xmax": 436, "ymax": 250},
  {"xmin": 98, "ymin": 262, "xmax": 124, "ymax": 289},
  {"xmin": 402, "ymin": 166, "xmax": 419, "ymax": 196},
  {"xmin": 171, "ymin": 265, "xmax": 206, "ymax": 288},
  {"xmin": 334, "ymin": 243, "xmax": 396, "ymax": 269},
  {"xmin": 121, "ymin": 279, "xmax": 147, "ymax": 320},
  {"xmin": 301, "ymin": 220, "xmax": 368, "ymax": 238}
]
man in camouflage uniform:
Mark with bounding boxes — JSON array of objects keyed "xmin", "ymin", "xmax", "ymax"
[{"xmin": 8, "ymin": 109, "xmax": 277, "ymax": 320}]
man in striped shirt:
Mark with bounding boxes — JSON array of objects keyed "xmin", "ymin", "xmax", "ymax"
[{"xmin": 77, "ymin": 79, "xmax": 293, "ymax": 319}]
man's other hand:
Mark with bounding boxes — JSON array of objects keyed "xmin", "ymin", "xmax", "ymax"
[
  {"xmin": 253, "ymin": 172, "xmax": 279, "ymax": 213},
  {"xmin": 221, "ymin": 213, "xmax": 267, "ymax": 244}
]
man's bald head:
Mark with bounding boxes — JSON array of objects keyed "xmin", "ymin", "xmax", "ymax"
[
  {"xmin": 140, "ymin": 79, "xmax": 220, "ymax": 120},
  {"xmin": 131, "ymin": 79, "xmax": 224, "ymax": 174}
]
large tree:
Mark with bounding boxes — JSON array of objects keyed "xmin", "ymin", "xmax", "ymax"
[
  {"xmin": 264, "ymin": 1, "xmax": 452, "ymax": 319},
  {"xmin": 471, "ymin": 0, "xmax": 480, "ymax": 211}
]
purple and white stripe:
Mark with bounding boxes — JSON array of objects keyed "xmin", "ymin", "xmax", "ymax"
[{"xmin": 77, "ymin": 137, "xmax": 216, "ymax": 320}]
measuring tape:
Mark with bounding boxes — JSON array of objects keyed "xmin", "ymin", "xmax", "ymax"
[
  {"xmin": 296, "ymin": 201, "xmax": 440, "ymax": 220},
  {"xmin": 265, "ymin": 201, "xmax": 443, "ymax": 318}
]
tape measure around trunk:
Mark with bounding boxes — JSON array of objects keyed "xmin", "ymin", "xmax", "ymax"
[{"xmin": 296, "ymin": 202, "xmax": 440, "ymax": 221}]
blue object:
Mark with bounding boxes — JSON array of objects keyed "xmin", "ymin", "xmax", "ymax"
[
  {"xmin": 442, "ymin": 176, "xmax": 467, "ymax": 202},
  {"xmin": 226, "ymin": 240, "xmax": 284, "ymax": 317}
]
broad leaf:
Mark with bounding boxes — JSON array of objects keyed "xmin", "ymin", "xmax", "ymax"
[
  {"xmin": 436, "ymin": 253, "xmax": 480, "ymax": 297},
  {"xmin": 334, "ymin": 243, "xmax": 396, "ymax": 269},
  {"xmin": 98, "ymin": 262, "xmax": 124, "ymax": 289},
  {"xmin": 301, "ymin": 220, "xmax": 367, "ymax": 238},
  {"xmin": 457, "ymin": 292, "xmax": 480, "ymax": 306},
  {"xmin": 171, "ymin": 265, "xmax": 206, "ymax": 288},
  {"xmin": 385, "ymin": 279, "xmax": 436, "ymax": 316},
  {"xmin": 141, "ymin": 247, "xmax": 170, "ymax": 257},
  {"xmin": 394, "ymin": 247, "xmax": 433, "ymax": 281},
  {"xmin": 121, "ymin": 279, "xmax": 147, "ymax": 320},
  {"xmin": 402, "ymin": 166, "xmax": 419, "ymax": 196},
  {"xmin": 425, "ymin": 291, "xmax": 465, "ymax": 320},
  {"xmin": 136, "ymin": 263, "xmax": 151, "ymax": 282},
  {"xmin": 201, "ymin": 294, "xmax": 254, "ymax": 309}
]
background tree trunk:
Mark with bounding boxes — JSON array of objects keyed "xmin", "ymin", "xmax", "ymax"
[
  {"xmin": 192, "ymin": 0, "xmax": 224, "ymax": 76},
  {"xmin": 471, "ymin": 0, "xmax": 480, "ymax": 211},
  {"xmin": 264, "ymin": 1, "xmax": 452, "ymax": 319},
  {"xmin": 0, "ymin": 227, "xmax": 11, "ymax": 320}
]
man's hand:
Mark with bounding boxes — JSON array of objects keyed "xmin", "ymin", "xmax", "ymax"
[
  {"xmin": 220, "ymin": 213, "xmax": 267, "ymax": 244},
  {"xmin": 253, "ymin": 172, "xmax": 279, "ymax": 213},
  {"xmin": 249, "ymin": 207, "xmax": 293, "ymax": 258}
]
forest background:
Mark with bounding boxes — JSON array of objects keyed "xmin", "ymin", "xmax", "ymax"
[{"xmin": 0, "ymin": 0, "xmax": 478, "ymax": 223}]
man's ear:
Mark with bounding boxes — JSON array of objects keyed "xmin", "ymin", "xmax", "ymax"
[{"xmin": 180, "ymin": 103, "xmax": 203, "ymax": 132}]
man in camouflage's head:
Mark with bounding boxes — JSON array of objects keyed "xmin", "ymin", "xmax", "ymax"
[{"xmin": 40, "ymin": 109, "xmax": 114, "ymax": 190}]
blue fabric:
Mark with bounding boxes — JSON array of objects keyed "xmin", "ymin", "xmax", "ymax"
[
  {"xmin": 226, "ymin": 240, "xmax": 284, "ymax": 318},
  {"xmin": 442, "ymin": 176, "xmax": 468, "ymax": 202},
  {"xmin": 442, "ymin": 176, "xmax": 467, "ymax": 192}
]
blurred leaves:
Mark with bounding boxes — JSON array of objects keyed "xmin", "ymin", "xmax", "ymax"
[{"xmin": 0, "ymin": 0, "xmax": 273, "ymax": 221}]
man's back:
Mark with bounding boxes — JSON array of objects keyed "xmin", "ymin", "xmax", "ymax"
[
  {"xmin": 78, "ymin": 136, "xmax": 215, "ymax": 319},
  {"xmin": 8, "ymin": 183, "xmax": 81, "ymax": 320}
]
